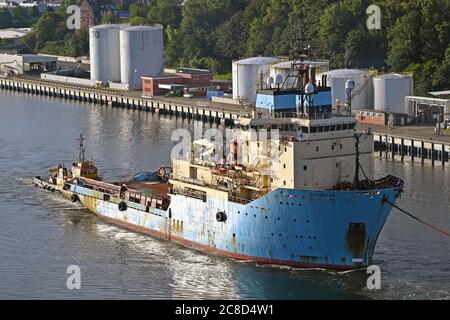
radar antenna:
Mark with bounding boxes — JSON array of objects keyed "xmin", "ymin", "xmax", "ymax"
[{"xmin": 283, "ymin": 24, "xmax": 313, "ymax": 90}]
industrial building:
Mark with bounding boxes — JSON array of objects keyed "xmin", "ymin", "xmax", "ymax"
[
  {"xmin": 373, "ymin": 73, "xmax": 413, "ymax": 114},
  {"xmin": 120, "ymin": 25, "xmax": 164, "ymax": 90},
  {"xmin": 0, "ymin": 53, "xmax": 57, "ymax": 76},
  {"xmin": 405, "ymin": 96, "xmax": 450, "ymax": 124},
  {"xmin": 142, "ymin": 68, "xmax": 229, "ymax": 97},
  {"xmin": 89, "ymin": 24, "xmax": 122, "ymax": 83},
  {"xmin": 354, "ymin": 73, "xmax": 414, "ymax": 126},
  {"xmin": 89, "ymin": 24, "xmax": 164, "ymax": 91}
]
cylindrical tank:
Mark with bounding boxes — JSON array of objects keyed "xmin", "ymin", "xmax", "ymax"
[
  {"xmin": 374, "ymin": 73, "xmax": 413, "ymax": 114},
  {"xmin": 323, "ymin": 69, "xmax": 374, "ymax": 110},
  {"xmin": 232, "ymin": 57, "xmax": 279, "ymax": 103},
  {"xmin": 120, "ymin": 25, "xmax": 164, "ymax": 90},
  {"xmin": 89, "ymin": 24, "xmax": 122, "ymax": 83}
]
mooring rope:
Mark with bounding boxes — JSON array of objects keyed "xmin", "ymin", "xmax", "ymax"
[{"xmin": 384, "ymin": 199, "xmax": 450, "ymax": 238}]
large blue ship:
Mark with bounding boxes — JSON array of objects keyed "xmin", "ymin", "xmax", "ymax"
[{"xmin": 34, "ymin": 61, "xmax": 404, "ymax": 270}]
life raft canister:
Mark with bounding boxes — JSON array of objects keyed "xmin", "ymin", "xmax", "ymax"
[
  {"xmin": 118, "ymin": 201, "xmax": 128, "ymax": 212},
  {"xmin": 216, "ymin": 211, "xmax": 227, "ymax": 223}
]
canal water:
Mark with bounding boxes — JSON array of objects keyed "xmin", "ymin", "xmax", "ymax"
[{"xmin": 0, "ymin": 91, "xmax": 448, "ymax": 299}]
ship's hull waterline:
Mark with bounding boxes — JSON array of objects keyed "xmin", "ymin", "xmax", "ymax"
[{"xmin": 67, "ymin": 178, "xmax": 403, "ymax": 270}]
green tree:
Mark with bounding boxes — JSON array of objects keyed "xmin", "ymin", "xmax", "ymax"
[
  {"xmin": 147, "ymin": 0, "xmax": 183, "ymax": 28},
  {"xmin": 101, "ymin": 10, "xmax": 119, "ymax": 24},
  {"xmin": 0, "ymin": 8, "xmax": 14, "ymax": 28},
  {"xmin": 11, "ymin": 6, "xmax": 30, "ymax": 27}
]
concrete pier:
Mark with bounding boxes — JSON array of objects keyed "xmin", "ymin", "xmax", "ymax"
[
  {"xmin": 0, "ymin": 76, "xmax": 244, "ymax": 126},
  {"xmin": 374, "ymin": 133, "xmax": 450, "ymax": 168}
]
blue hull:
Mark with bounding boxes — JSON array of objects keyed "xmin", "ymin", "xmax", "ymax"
[{"xmin": 70, "ymin": 178, "xmax": 403, "ymax": 270}]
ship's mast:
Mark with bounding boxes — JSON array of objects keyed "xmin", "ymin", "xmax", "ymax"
[{"xmin": 78, "ymin": 132, "xmax": 86, "ymax": 163}]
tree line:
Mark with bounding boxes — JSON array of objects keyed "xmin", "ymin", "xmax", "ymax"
[
  {"xmin": 127, "ymin": 0, "xmax": 450, "ymax": 96},
  {"xmin": 8, "ymin": 0, "xmax": 450, "ymax": 96}
]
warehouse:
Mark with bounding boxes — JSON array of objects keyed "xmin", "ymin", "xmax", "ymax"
[
  {"xmin": 0, "ymin": 53, "xmax": 57, "ymax": 76},
  {"xmin": 142, "ymin": 68, "xmax": 216, "ymax": 97}
]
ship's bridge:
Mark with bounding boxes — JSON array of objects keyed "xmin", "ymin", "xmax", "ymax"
[{"xmin": 235, "ymin": 112, "xmax": 357, "ymax": 141}]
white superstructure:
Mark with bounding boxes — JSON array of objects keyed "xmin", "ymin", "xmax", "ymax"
[{"xmin": 120, "ymin": 25, "xmax": 164, "ymax": 90}]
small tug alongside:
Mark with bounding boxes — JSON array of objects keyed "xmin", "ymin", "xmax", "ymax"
[{"xmin": 34, "ymin": 61, "xmax": 404, "ymax": 270}]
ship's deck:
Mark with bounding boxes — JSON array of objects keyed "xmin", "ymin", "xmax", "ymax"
[{"xmin": 114, "ymin": 181, "xmax": 171, "ymax": 198}]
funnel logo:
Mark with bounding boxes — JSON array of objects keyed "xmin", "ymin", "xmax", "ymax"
[
  {"xmin": 366, "ymin": 5, "xmax": 382, "ymax": 30},
  {"xmin": 66, "ymin": 5, "xmax": 81, "ymax": 30}
]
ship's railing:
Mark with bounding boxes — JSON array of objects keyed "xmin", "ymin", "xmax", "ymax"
[
  {"xmin": 175, "ymin": 176, "xmax": 207, "ymax": 187},
  {"xmin": 171, "ymin": 187, "xmax": 207, "ymax": 202},
  {"xmin": 229, "ymin": 196, "xmax": 252, "ymax": 205},
  {"xmin": 273, "ymin": 111, "xmax": 353, "ymax": 120},
  {"xmin": 273, "ymin": 111, "xmax": 333, "ymax": 120},
  {"xmin": 172, "ymin": 178, "xmax": 253, "ymax": 205}
]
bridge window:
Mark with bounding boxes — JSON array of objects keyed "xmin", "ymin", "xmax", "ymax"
[{"xmin": 310, "ymin": 127, "xmax": 318, "ymax": 133}]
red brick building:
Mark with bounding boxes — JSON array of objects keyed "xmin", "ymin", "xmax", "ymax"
[
  {"xmin": 80, "ymin": 0, "xmax": 118, "ymax": 32},
  {"xmin": 355, "ymin": 110, "xmax": 409, "ymax": 126},
  {"xmin": 142, "ymin": 68, "xmax": 224, "ymax": 97}
]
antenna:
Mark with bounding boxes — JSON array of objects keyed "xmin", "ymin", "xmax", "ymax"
[
  {"xmin": 275, "ymin": 74, "xmax": 283, "ymax": 88},
  {"xmin": 78, "ymin": 132, "xmax": 86, "ymax": 163},
  {"xmin": 345, "ymin": 79, "xmax": 355, "ymax": 114},
  {"xmin": 266, "ymin": 76, "xmax": 274, "ymax": 88}
]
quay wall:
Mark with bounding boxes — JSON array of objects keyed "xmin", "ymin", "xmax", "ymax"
[{"xmin": 0, "ymin": 77, "xmax": 240, "ymax": 126}]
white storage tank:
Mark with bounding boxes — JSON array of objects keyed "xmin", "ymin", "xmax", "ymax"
[
  {"xmin": 120, "ymin": 25, "xmax": 164, "ymax": 90},
  {"xmin": 270, "ymin": 60, "xmax": 330, "ymax": 88},
  {"xmin": 323, "ymin": 69, "xmax": 374, "ymax": 110},
  {"xmin": 89, "ymin": 24, "xmax": 123, "ymax": 83},
  {"xmin": 232, "ymin": 57, "xmax": 279, "ymax": 103},
  {"xmin": 374, "ymin": 73, "xmax": 413, "ymax": 114}
]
